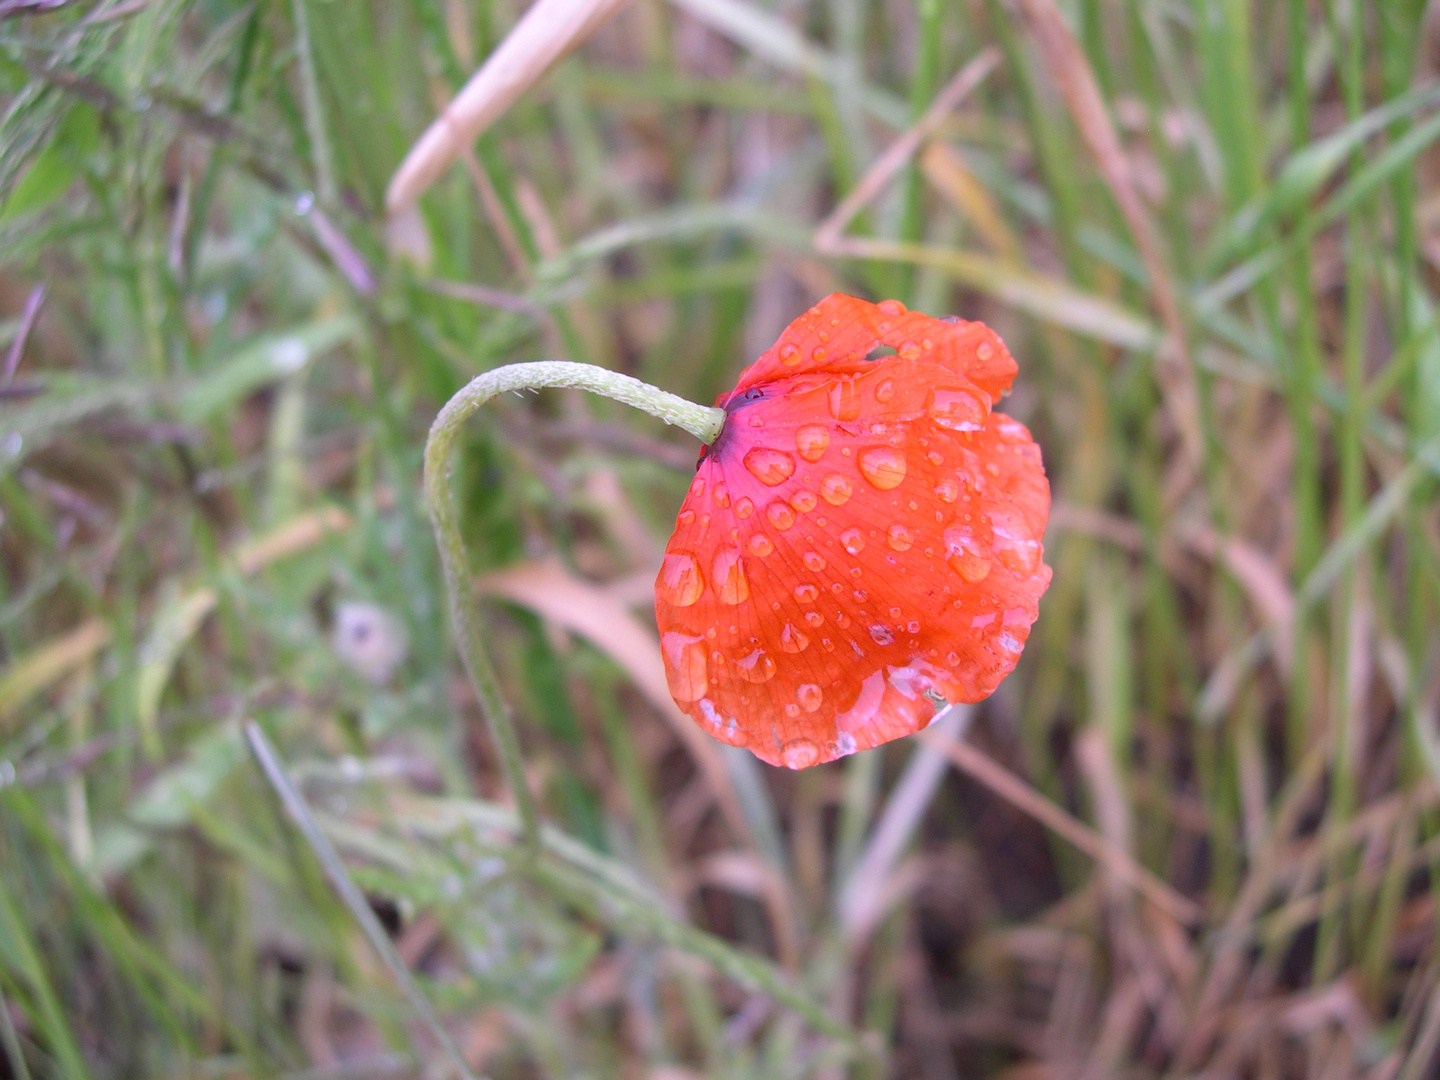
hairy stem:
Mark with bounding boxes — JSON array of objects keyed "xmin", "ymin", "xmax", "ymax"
[{"xmin": 423, "ymin": 362, "xmax": 724, "ymax": 851}]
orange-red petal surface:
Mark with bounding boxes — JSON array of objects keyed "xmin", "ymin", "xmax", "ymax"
[{"xmin": 656, "ymin": 295, "xmax": 1051, "ymax": 769}]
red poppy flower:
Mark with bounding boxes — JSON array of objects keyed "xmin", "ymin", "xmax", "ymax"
[{"xmin": 654, "ymin": 294, "xmax": 1051, "ymax": 769}]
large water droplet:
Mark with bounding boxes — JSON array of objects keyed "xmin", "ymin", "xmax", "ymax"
[
  {"xmin": 877, "ymin": 299, "xmax": 906, "ymax": 316},
  {"xmin": 934, "ymin": 478, "xmax": 959, "ymax": 503},
  {"xmin": 796, "ymin": 684, "xmax": 823, "ymax": 712},
  {"xmin": 735, "ymin": 496, "xmax": 754, "ymax": 519},
  {"xmin": 766, "ymin": 501, "xmax": 796, "ymax": 530},
  {"xmin": 791, "ymin": 490, "xmax": 817, "ymax": 513},
  {"xmin": 925, "ymin": 387, "xmax": 987, "ymax": 431},
  {"xmin": 658, "ymin": 553, "xmax": 704, "ymax": 606},
  {"xmin": 827, "ymin": 378, "xmax": 860, "ymax": 421},
  {"xmin": 804, "ymin": 611, "xmax": 824, "ymax": 627},
  {"xmin": 748, "ymin": 533, "xmax": 774, "ymax": 557},
  {"xmin": 888, "ymin": 524, "xmax": 914, "ymax": 551},
  {"xmin": 744, "ymin": 447, "xmax": 796, "ymax": 486},
  {"xmin": 858, "ymin": 446, "xmax": 907, "ymax": 490},
  {"xmin": 712, "ymin": 546, "xmax": 750, "ymax": 604},
  {"xmin": 712, "ymin": 481, "xmax": 731, "ymax": 507},
  {"xmin": 840, "ymin": 528, "xmax": 865, "ymax": 555},
  {"xmin": 736, "ymin": 648, "xmax": 777, "ymax": 683},
  {"xmin": 976, "ymin": 341, "xmax": 995, "ymax": 361},
  {"xmin": 795, "ymin": 424, "xmax": 830, "ymax": 462},
  {"xmin": 803, "ymin": 551, "xmax": 827, "ymax": 571},
  {"xmin": 834, "ymin": 732, "xmax": 858, "ymax": 756},
  {"xmin": 869, "ymin": 624, "xmax": 894, "ymax": 645},
  {"xmin": 779, "ymin": 623, "xmax": 810, "ymax": 653},
  {"xmin": 688, "ymin": 475, "xmax": 705, "ymax": 498},
  {"xmin": 779, "ymin": 342, "xmax": 801, "ymax": 366},
  {"xmin": 943, "ymin": 525, "xmax": 991, "ymax": 583},
  {"xmin": 988, "ymin": 506, "xmax": 1041, "ymax": 574},
  {"xmin": 794, "ymin": 583, "xmax": 819, "ymax": 603},
  {"xmin": 781, "ymin": 738, "xmax": 820, "ymax": 769},
  {"xmin": 661, "ymin": 632, "xmax": 708, "ymax": 701},
  {"xmin": 820, "ymin": 473, "xmax": 853, "ymax": 505}
]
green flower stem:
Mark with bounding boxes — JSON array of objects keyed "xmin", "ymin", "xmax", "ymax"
[{"xmin": 424, "ymin": 362, "xmax": 725, "ymax": 852}]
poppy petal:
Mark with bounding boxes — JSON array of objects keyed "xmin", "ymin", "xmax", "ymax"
[{"xmin": 657, "ymin": 295, "xmax": 1050, "ymax": 769}]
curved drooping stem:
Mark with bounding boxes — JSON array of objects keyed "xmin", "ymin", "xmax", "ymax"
[{"xmin": 424, "ymin": 362, "xmax": 725, "ymax": 851}]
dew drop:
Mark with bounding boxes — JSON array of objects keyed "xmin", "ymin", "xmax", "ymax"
[
  {"xmin": 813, "ymin": 346, "xmax": 828, "ymax": 362},
  {"xmin": 794, "ymin": 583, "xmax": 819, "ymax": 603},
  {"xmin": 678, "ymin": 509, "xmax": 696, "ymax": 526},
  {"xmin": 840, "ymin": 528, "xmax": 865, "ymax": 555},
  {"xmin": 795, "ymin": 424, "xmax": 830, "ymax": 462},
  {"xmin": 926, "ymin": 451, "xmax": 944, "ymax": 466},
  {"xmin": 736, "ymin": 648, "xmax": 777, "ymax": 682},
  {"xmin": 688, "ymin": 476, "xmax": 706, "ymax": 498},
  {"xmin": 925, "ymin": 387, "xmax": 987, "ymax": 431},
  {"xmin": 804, "ymin": 611, "xmax": 824, "ymax": 627},
  {"xmin": 834, "ymin": 732, "xmax": 858, "ymax": 756},
  {"xmin": 766, "ymin": 501, "xmax": 797, "ymax": 530},
  {"xmin": 748, "ymin": 533, "xmax": 774, "ymax": 557},
  {"xmin": 796, "ymin": 684, "xmax": 823, "ymax": 713},
  {"xmin": 875, "ymin": 379, "xmax": 895, "ymax": 403},
  {"xmin": 661, "ymin": 632, "xmax": 708, "ymax": 701},
  {"xmin": 658, "ymin": 553, "xmax": 704, "ymax": 606},
  {"xmin": 803, "ymin": 551, "xmax": 827, "ymax": 571},
  {"xmin": 712, "ymin": 481, "xmax": 731, "ymax": 508},
  {"xmin": 877, "ymin": 299, "xmax": 907, "ymax": 316},
  {"xmin": 827, "ymin": 378, "xmax": 860, "ymax": 421},
  {"xmin": 784, "ymin": 704, "xmax": 801, "ymax": 718},
  {"xmin": 869, "ymin": 624, "xmax": 894, "ymax": 645},
  {"xmin": 887, "ymin": 524, "xmax": 914, "ymax": 551},
  {"xmin": 735, "ymin": 496, "xmax": 754, "ymax": 519},
  {"xmin": 779, "ymin": 623, "xmax": 810, "ymax": 653},
  {"xmin": 781, "ymin": 738, "xmax": 820, "ymax": 769},
  {"xmin": 976, "ymin": 341, "xmax": 995, "ymax": 361},
  {"xmin": 821, "ymin": 637, "xmax": 836, "ymax": 651},
  {"xmin": 744, "ymin": 447, "xmax": 797, "ymax": 486},
  {"xmin": 898, "ymin": 341, "xmax": 921, "ymax": 359},
  {"xmin": 934, "ymin": 478, "xmax": 959, "ymax": 503},
  {"xmin": 858, "ymin": 446, "xmax": 907, "ymax": 490},
  {"xmin": 779, "ymin": 342, "xmax": 801, "ymax": 366},
  {"xmin": 712, "ymin": 546, "xmax": 750, "ymax": 604},
  {"xmin": 907, "ymin": 620, "xmax": 921, "ymax": 634},
  {"xmin": 791, "ymin": 490, "xmax": 817, "ymax": 513},
  {"xmin": 820, "ymin": 473, "xmax": 853, "ymax": 505},
  {"xmin": 834, "ymin": 612, "xmax": 851, "ymax": 629},
  {"xmin": 943, "ymin": 525, "xmax": 992, "ymax": 583},
  {"xmin": 988, "ymin": 506, "xmax": 1042, "ymax": 574}
]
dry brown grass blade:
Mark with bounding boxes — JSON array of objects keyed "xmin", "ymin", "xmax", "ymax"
[
  {"xmin": 473, "ymin": 558, "xmax": 752, "ymax": 851},
  {"xmin": 386, "ymin": 0, "xmax": 636, "ymax": 213},
  {"xmin": 920, "ymin": 142, "xmax": 1024, "ymax": 261},
  {"xmin": 0, "ymin": 506, "xmax": 351, "ymax": 728},
  {"xmin": 918, "ymin": 730, "xmax": 1203, "ymax": 926},
  {"xmin": 1011, "ymin": 0, "xmax": 1201, "ymax": 462}
]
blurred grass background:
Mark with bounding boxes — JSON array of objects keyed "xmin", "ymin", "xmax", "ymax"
[{"xmin": 3, "ymin": 0, "xmax": 1440, "ymax": 1076}]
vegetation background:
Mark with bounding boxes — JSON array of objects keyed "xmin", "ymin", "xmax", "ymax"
[{"xmin": 2, "ymin": 0, "xmax": 1439, "ymax": 1076}]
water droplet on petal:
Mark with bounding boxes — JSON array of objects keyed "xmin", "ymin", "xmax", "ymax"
[
  {"xmin": 658, "ymin": 553, "xmax": 704, "ymax": 606},
  {"xmin": 877, "ymin": 299, "xmax": 906, "ymax": 316},
  {"xmin": 744, "ymin": 447, "xmax": 796, "ymax": 486},
  {"xmin": 779, "ymin": 624, "xmax": 810, "ymax": 653},
  {"xmin": 834, "ymin": 732, "xmax": 858, "ymax": 756},
  {"xmin": 689, "ymin": 476, "xmax": 705, "ymax": 498},
  {"xmin": 736, "ymin": 648, "xmax": 777, "ymax": 682},
  {"xmin": 661, "ymin": 632, "xmax": 708, "ymax": 701},
  {"xmin": 813, "ymin": 346, "xmax": 828, "ymax": 362},
  {"xmin": 734, "ymin": 496, "xmax": 754, "ymax": 519},
  {"xmin": 898, "ymin": 341, "xmax": 921, "ymax": 359},
  {"xmin": 858, "ymin": 446, "xmax": 907, "ymax": 490},
  {"xmin": 821, "ymin": 473, "xmax": 853, "ymax": 505},
  {"xmin": 925, "ymin": 387, "xmax": 987, "ymax": 431},
  {"xmin": 796, "ymin": 424, "xmax": 830, "ymax": 462},
  {"xmin": 988, "ymin": 506, "xmax": 1042, "ymax": 574},
  {"xmin": 782, "ymin": 738, "xmax": 820, "ymax": 769},
  {"xmin": 766, "ymin": 501, "xmax": 797, "ymax": 530},
  {"xmin": 712, "ymin": 546, "xmax": 750, "ymax": 604},
  {"xmin": 827, "ymin": 379, "xmax": 860, "ymax": 420},
  {"xmin": 869, "ymin": 624, "xmax": 894, "ymax": 645},
  {"xmin": 803, "ymin": 551, "xmax": 827, "ymax": 571},
  {"xmin": 888, "ymin": 524, "xmax": 914, "ymax": 551},
  {"xmin": 748, "ymin": 533, "xmax": 774, "ymax": 557},
  {"xmin": 943, "ymin": 525, "xmax": 992, "ymax": 582},
  {"xmin": 804, "ymin": 611, "xmax": 824, "ymax": 627},
  {"xmin": 840, "ymin": 528, "xmax": 865, "ymax": 555},
  {"xmin": 795, "ymin": 583, "xmax": 819, "ymax": 602},
  {"xmin": 791, "ymin": 490, "xmax": 817, "ymax": 513},
  {"xmin": 780, "ymin": 342, "xmax": 801, "ymax": 365},
  {"xmin": 976, "ymin": 341, "xmax": 995, "ymax": 361},
  {"xmin": 934, "ymin": 478, "xmax": 959, "ymax": 503},
  {"xmin": 712, "ymin": 482, "xmax": 730, "ymax": 507},
  {"xmin": 875, "ymin": 379, "xmax": 895, "ymax": 402},
  {"xmin": 678, "ymin": 509, "xmax": 696, "ymax": 525},
  {"xmin": 796, "ymin": 684, "xmax": 823, "ymax": 712}
]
